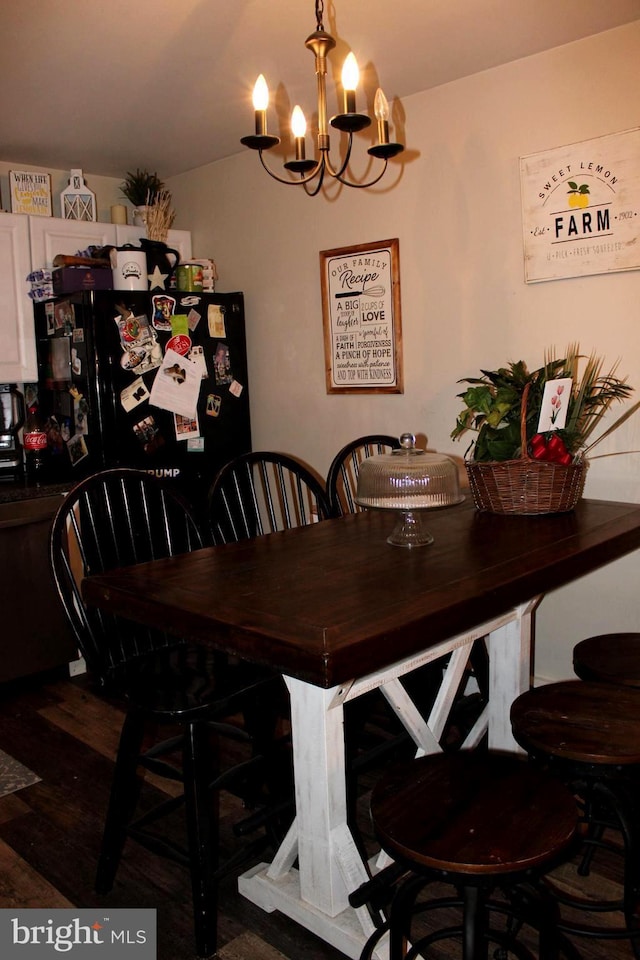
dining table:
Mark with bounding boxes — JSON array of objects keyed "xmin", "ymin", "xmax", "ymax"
[{"xmin": 82, "ymin": 496, "xmax": 640, "ymax": 960}]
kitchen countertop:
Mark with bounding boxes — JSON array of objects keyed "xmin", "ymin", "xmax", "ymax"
[{"xmin": 0, "ymin": 479, "xmax": 71, "ymax": 504}]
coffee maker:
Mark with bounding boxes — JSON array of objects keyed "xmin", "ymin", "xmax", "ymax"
[{"xmin": 0, "ymin": 384, "xmax": 25, "ymax": 481}]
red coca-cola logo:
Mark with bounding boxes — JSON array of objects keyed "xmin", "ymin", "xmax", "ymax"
[{"xmin": 24, "ymin": 431, "xmax": 47, "ymax": 450}]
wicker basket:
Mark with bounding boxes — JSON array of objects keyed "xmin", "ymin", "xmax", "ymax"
[{"xmin": 465, "ymin": 383, "xmax": 588, "ymax": 515}]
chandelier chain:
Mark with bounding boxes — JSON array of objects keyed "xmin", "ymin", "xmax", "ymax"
[{"xmin": 315, "ymin": 0, "xmax": 324, "ymax": 31}]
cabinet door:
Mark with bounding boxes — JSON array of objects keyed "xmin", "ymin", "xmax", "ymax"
[
  {"xmin": 0, "ymin": 496, "xmax": 78, "ymax": 682},
  {"xmin": 116, "ymin": 225, "xmax": 192, "ymax": 260},
  {"xmin": 0, "ymin": 212, "xmax": 37, "ymax": 381},
  {"xmin": 29, "ymin": 216, "xmax": 117, "ymax": 269}
]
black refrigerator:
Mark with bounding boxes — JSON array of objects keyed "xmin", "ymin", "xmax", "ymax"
[{"xmin": 31, "ymin": 289, "xmax": 252, "ymax": 514}]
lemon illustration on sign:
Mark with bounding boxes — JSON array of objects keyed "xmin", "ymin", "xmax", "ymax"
[{"xmin": 567, "ymin": 181, "xmax": 590, "ymax": 208}]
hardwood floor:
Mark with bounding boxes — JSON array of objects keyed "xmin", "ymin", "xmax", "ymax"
[{"xmin": 0, "ymin": 669, "xmax": 635, "ymax": 960}]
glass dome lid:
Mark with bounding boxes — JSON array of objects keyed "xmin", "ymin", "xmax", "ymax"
[{"xmin": 355, "ymin": 433, "xmax": 463, "ymax": 510}]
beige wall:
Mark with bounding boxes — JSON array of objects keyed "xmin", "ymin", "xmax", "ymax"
[{"xmin": 168, "ymin": 22, "xmax": 640, "ymax": 683}]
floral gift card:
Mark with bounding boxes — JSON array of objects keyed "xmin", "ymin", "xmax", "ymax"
[{"xmin": 536, "ymin": 378, "xmax": 572, "ymax": 432}]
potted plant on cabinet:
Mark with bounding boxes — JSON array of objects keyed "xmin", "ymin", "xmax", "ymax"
[{"xmin": 120, "ymin": 169, "xmax": 167, "ymax": 226}]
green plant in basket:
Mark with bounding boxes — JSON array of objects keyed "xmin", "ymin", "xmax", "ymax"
[{"xmin": 451, "ymin": 344, "xmax": 639, "ymax": 464}]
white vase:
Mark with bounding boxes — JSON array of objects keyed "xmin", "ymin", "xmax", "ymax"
[{"xmin": 132, "ymin": 205, "xmax": 150, "ymax": 227}]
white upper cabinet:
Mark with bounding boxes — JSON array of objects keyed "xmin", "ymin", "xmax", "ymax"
[
  {"xmin": 28, "ymin": 217, "xmax": 117, "ymax": 269},
  {"xmin": 28, "ymin": 217, "xmax": 193, "ymax": 269},
  {"xmin": 0, "ymin": 213, "xmax": 192, "ymax": 385},
  {"xmin": 0, "ymin": 213, "xmax": 37, "ymax": 381},
  {"xmin": 115, "ymin": 225, "xmax": 192, "ymax": 261}
]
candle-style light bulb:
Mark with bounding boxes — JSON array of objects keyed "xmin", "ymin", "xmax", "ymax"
[
  {"xmin": 252, "ymin": 74, "xmax": 269, "ymax": 135},
  {"xmin": 341, "ymin": 52, "xmax": 359, "ymax": 113},
  {"xmin": 253, "ymin": 74, "xmax": 269, "ymax": 111},
  {"xmin": 374, "ymin": 88, "xmax": 390, "ymax": 144},
  {"xmin": 291, "ymin": 105, "xmax": 307, "ymax": 160}
]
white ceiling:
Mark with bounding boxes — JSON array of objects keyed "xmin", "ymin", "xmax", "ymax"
[{"xmin": 2, "ymin": 0, "xmax": 639, "ymax": 181}]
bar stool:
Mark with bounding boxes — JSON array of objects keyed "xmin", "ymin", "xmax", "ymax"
[
  {"xmin": 573, "ymin": 633, "xmax": 640, "ymax": 688},
  {"xmin": 510, "ymin": 680, "xmax": 640, "ymax": 958},
  {"xmin": 351, "ymin": 750, "xmax": 579, "ymax": 960}
]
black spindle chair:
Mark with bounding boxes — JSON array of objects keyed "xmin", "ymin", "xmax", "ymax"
[
  {"xmin": 207, "ymin": 450, "xmax": 331, "ymax": 544},
  {"xmin": 50, "ymin": 468, "xmax": 281, "ymax": 959},
  {"xmin": 326, "ymin": 433, "xmax": 401, "ymax": 518},
  {"xmin": 327, "ymin": 434, "xmax": 489, "ymax": 751}
]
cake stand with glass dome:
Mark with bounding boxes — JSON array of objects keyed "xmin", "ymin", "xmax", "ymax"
[{"xmin": 354, "ymin": 433, "xmax": 464, "ymax": 547}]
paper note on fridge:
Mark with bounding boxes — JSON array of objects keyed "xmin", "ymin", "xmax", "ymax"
[{"xmin": 149, "ymin": 347, "xmax": 201, "ymax": 418}]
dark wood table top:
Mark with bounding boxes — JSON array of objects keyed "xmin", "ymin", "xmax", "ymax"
[{"xmin": 82, "ymin": 498, "xmax": 640, "ymax": 688}]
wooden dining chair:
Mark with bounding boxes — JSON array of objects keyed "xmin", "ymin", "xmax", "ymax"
[
  {"xmin": 326, "ymin": 433, "xmax": 401, "ymax": 517},
  {"xmin": 206, "ymin": 450, "xmax": 331, "ymax": 544},
  {"xmin": 49, "ymin": 468, "xmax": 282, "ymax": 959}
]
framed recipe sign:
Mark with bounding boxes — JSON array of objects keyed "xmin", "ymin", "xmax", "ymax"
[{"xmin": 320, "ymin": 238, "xmax": 403, "ymax": 394}]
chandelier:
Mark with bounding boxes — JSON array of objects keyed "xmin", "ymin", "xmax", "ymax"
[{"xmin": 240, "ymin": 0, "xmax": 404, "ymax": 196}]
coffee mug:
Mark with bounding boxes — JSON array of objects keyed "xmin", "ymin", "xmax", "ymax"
[{"xmin": 110, "ymin": 246, "xmax": 148, "ymax": 291}]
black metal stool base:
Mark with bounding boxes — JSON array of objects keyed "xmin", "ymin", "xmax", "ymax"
[
  {"xmin": 356, "ymin": 872, "xmax": 583, "ymax": 960},
  {"xmin": 511, "ymin": 680, "xmax": 640, "ymax": 960}
]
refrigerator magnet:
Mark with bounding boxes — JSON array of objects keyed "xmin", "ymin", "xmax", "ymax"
[
  {"xmin": 208, "ymin": 304, "xmax": 226, "ymax": 338},
  {"xmin": 174, "ymin": 412, "xmax": 200, "ymax": 441},
  {"xmin": 152, "ymin": 294, "xmax": 176, "ymax": 331},
  {"xmin": 186, "ymin": 308, "xmax": 202, "ymax": 332},
  {"xmin": 229, "ymin": 380, "xmax": 244, "ymax": 398},
  {"xmin": 179, "ymin": 295, "xmax": 201, "ymax": 309},
  {"xmin": 67, "ymin": 434, "xmax": 89, "ymax": 466},
  {"xmin": 115, "ymin": 313, "xmax": 154, "ymax": 349},
  {"xmin": 187, "ymin": 344, "xmax": 208, "ymax": 379},
  {"xmin": 120, "ymin": 378, "xmax": 150, "ymax": 412},
  {"xmin": 74, "ymin": 397, "xmax": 89, "ymax": 436},
  {"xmin": 166, "ymin": 334, "xmax": 192, "ymax": 356},
  {"xmin": 135, "ymin": 341, "xmax": 163, "ymax": 376},
  {"xmin": 45, "ymin": 302, "xmax": 55, "ymax": 335},
  {"xmin": 206, "ymin": 394, "xmax": 222, "ymax": 418},
  {"xmin": 54, "ymin": 301, "xmax": 74, "ymax": 331},
  {"xmin": 170, "ymin": 314, "xmax": 189, "ymax": 337},
  {"xmin": 133, "ymin": 415, "xmax": 165, "ymax": 455},
  {"xmin": 121, "ymin": 346, "xmax": 149, "ymax": 371},
  {"xmin": 213, "ymin": 343, "xmax": 232, "ymax": 385}
]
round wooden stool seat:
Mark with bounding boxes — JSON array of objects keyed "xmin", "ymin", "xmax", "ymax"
[
  {"xmin": 371, "ymin": 751, "xmax": 577, "ymax": 877},
  {"xmin": 511, "ymin": 679, "xmax": 640, "ymax": 766},
  {"xmin": 355, "ymin": 751, "xmax": 579, "ymax": 960},
  {"xmin": 573, "ymin": 632, "xmax": 640, "ymax": 688},
  {"xmin": 511, "ymin": 679, "xmax": 640, "ymax": 959}
]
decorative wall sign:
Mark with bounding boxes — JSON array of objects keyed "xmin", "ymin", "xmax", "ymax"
[
  {"xmin": 520, "ymin": 128, "xmax": 640, "ymax": 283},
  {"xmin": 320, "ymin": 238, "xmax": 403, "ymax": 394},
  {"xmin": 9, "ymin": 170, "xmax": 52, "ymax": 217}
]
